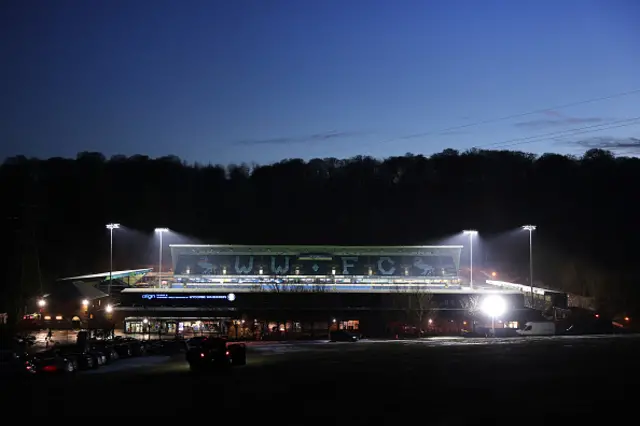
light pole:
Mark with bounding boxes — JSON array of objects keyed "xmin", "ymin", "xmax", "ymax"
[
  {"xmin": 155, "ymin": 228, "xmax": 169, "ymax": 288},
  {"xmin": 522, "ymin": 225, "xmax": 536, "ymax": 307},
  {"xmin": 37, "ymin": 298, "xmax": 46, "ymax": 320},
  {"xmin": 463, "ymin": 230, "xmax": 478, "ymax": 289},
  {"xmin": 105, "ymin": 223, "xmax": 120, "ymax": 297}
]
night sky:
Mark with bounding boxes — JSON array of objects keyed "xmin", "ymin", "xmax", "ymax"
[{"xmin": 2, "ymin": 0, "xmax": 639, "ymax": 164}]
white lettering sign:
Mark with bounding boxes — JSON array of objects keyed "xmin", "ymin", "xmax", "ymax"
[
  {"xmin": 341, "ymin": 257, "xmax": 358, "ymax": 274},
  {"xmin": 234, "ymin": 256, "xmax": 254, "ymax": 274},
  {"xmin": 270, "ymin": 256, "xmax": 290, "ymax": 274},
  {"xmin": 413, "ymin": 257, "xmax": 435, "ymax": 276},
  {"xmin": 377, "ymin": 256, "xmax": 396, "ymax": 275}
]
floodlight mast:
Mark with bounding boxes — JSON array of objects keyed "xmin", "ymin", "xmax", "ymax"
[
  {"xmin": 105, "ymin": 223, "xmax": 120, "ymax": 297},
  {"xmin": 155, "ymin": 228, "xmax": 169, "ymax": 288},
  {"xmin": 522, "ymin": 225, "xmax": 536, "ymax": 307},
  {"xmin": 462, "ymin": 230, "xmax": 478, "ymax": 289}
]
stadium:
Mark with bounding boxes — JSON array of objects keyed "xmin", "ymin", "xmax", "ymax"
[
  {"xmin": 37, "ymin": 245, "xmax": 568, "ymax": 338},
  {"xmin": 115, "ymin": 245, "xmax": 549, "ymax": 337}
]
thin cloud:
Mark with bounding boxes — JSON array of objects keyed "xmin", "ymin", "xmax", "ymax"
[
  {"xmin": 563, "ymin": 136, "xmax": 640, "ymax": 154},
  {"xmin": 439, "ymin": 130, "xmax": 469, "ymax": 136},
  {"xmin": 515, "ymin": 109, "xmax": 605, "ymax": 129},
  {"xmin": 515, "ymin": 117, "xmax": 604, "ymax": 129},
  {"xmin": 236, "ymin": 131, "xmax": 359, "ymax": 145}
]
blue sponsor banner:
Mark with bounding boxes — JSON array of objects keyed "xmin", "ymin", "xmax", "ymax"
[{"xmin": 141, "ymin": 293, "xmax": 234, "ymax": 300}]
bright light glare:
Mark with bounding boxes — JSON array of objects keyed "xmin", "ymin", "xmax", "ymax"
[
  {"xmin": 463, "ymin": 230, "xmax": 478, "ymax": 235},
  {"xmin": 522, "ymin": 225, "xmax": 536, "ymax": 231},
  {"xmin": 105, "ymin": 305, "xmax": 113, "ymax": 313},
  {"xmin": 106, "ymin": 223, "xmax": 120, "ymax": 230},
  {"xmin": 481, "ymin": 295, "xmax": 507, "ymax": 317},
  {"xmin": 81, "ymin": 299, "xmax": 89, "ymax": 306},
  {"xmin": 143, "ymin": 318, "xmax": 148, "ymax": 324},
  {"xmin": 37, "ymin": 299, "xmax": 46, "ymax": 307},
  {"xmin": 155, "ymin": 227, "xmax": 169, "ymax": 233}
]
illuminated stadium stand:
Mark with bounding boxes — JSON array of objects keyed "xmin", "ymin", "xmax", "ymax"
[
  {"xmin": 166, "ymin": 244, "xmax": 465, "ymax": 292},
  {"xmin": 101, "ymin": 246, "xmax": 556, "ymax": 337}
]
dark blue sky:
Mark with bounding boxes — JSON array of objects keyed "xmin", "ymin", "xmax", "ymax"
[{"xmin": 2, "ymin": 0, "xmax": 639, "ymax": 164}]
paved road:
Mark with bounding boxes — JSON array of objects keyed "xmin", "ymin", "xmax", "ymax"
[{"xmin": 6, "ymin": 335, "xmax": 640, "ymax": 423}]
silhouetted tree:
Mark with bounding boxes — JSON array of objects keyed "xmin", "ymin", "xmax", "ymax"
[{"xmin": 3, "ymin": 148, "xmax": 640, "ymax": 315}]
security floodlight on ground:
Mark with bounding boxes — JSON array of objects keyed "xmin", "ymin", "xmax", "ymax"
[
  {"xmin": 481, "ymin": 295, "xmax": 506, "ymax": 317},
  {"xmin": 155, "ymin": 228, "xmax": 169, "ymax": 288},
  {"xmin": 106, "ymin": 223, "xmax": 120, "ymax": 296},
  {"xmin": 462, "ymin": 230, "xmax": 478, "ymax": 289},
  {"xmin": 105, "ymin": 305, "xmax": 113, "ymax": 313},
  {"xmin": 522, "ymin": 225, "xmax": 536, "ymax": 307},
  {"xmin": 481, "ymin": 295, "xmax": 507, "ymax": 336},
  {"xmin": 38, "ymin": 299, "xmax": 46, "ymax": 308}
]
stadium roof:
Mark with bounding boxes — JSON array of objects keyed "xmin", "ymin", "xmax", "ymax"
[
  {"xmin": 58, "ymin": 268, "xmax": 152, "ymax": 282},
  {"xmin": 170, "ymin": 244, "xmax": 463, "ymax": 249},
  {"xmin": 48, "ymin": 281, "xmax": 109, "ymax": 300},
  {"xmin": 169, "ymin": 245, "xmax": 464, "ymax": 256}
]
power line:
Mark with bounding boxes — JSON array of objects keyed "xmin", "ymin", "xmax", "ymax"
[
  {"xmin": 473, "ymin": 117, "xmax": 640, "ymax": 150},
  {"xmin": 477, "ymin": 117, "xmax": 640, "ymax": 148},
  {"xmin": 497, "ymin": 120, "xmax": 640, "ymax": 150},
  {"xmin": 377, "ymin": 88, "xmax": 640, "ymax": 145}
]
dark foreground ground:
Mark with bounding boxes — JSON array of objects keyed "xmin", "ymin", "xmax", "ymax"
[{"xmin": 4, "ymin": 335, "xmax": 639, "ymax": 423}]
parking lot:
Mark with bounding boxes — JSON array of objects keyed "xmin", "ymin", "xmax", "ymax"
[{"xmin": 4, "ymin": 334, "xmax": 639, "ymax": 421}]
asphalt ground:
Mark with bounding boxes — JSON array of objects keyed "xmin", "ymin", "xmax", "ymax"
[{"xmin": 4, "ymin": 335, "xmax": 639, "ymax": 423}]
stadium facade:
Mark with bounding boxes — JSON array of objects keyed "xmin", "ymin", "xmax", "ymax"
[{"xmin": 114, "ymin": 245, "xmax": 532, "ymax": 337}]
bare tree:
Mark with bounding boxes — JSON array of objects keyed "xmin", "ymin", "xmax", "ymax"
[
  {"xmin": 394, "ymin": 286, "xmax": 436, "ymax": 334},
  {"xmin": 460, "ymin": 294, "xmax": 482, "ymax": 332}
]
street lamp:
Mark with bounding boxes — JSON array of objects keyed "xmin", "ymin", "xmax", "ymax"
[
  {"xmin": 105, "ymin": 223, "xmax": 120, "ymax": 296},
  {"xmin": 522, "ymin": 225, "xmax": 536, "ymax": 307},
  {"xmin": 463, "ymin": 230, "xmax": 478, "ymax": 289},
  {"xmin": 155, "ymin": 228, "xmax": 169, "ymax": 288},
  {"xmin": 481, "ymin": 295, "xmax": 506, "ymax": 336},
  {"xmin": 37, "ymin": 299, "xmax": 46, "ymax": 308}
]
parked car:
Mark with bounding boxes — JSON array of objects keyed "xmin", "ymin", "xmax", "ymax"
[
  {"xmin": 0, "ymin": 349, "xmax": 36, "ymax": 377},
  {"xmin": 31, "ymin": 349, "xmax": 79, "ymax": 374},
  {"xmin": 89, "ymin": 340, "xmax": 119, "ymax": 363},
  {"xmin": 186, "ymin": 337, "xmax": 246, "ymax": 372},
  {"xmin": 112, "ymin": 337, "xmax": 146, "ymax": 357},
  {"xmin": 146, "ymin": 339, "xmax": 187, "ymax": 355},
  {"xmin": 329, "ymin": 330, "xmax": 359, "ymax": 342},
  {"xmin": 54, "ymin": 345, "xmax": 100, "ymax": 370}
]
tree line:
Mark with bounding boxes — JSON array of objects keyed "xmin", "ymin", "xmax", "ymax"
[{"xmin": 1, "ymin": 148, "xmax": 639, "ymax": 314}]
